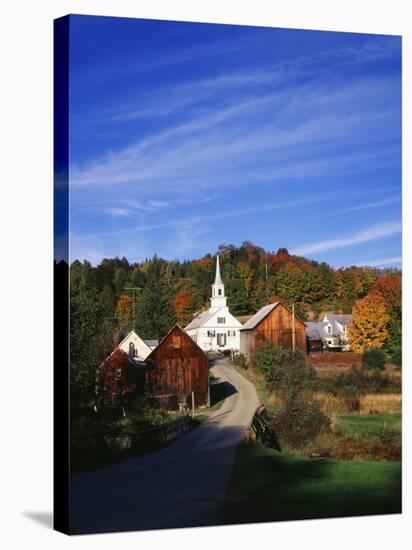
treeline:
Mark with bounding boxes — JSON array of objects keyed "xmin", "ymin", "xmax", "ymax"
[{"xmin": 70, "ymin": 241, "xmax": 400, "ymax": 333}]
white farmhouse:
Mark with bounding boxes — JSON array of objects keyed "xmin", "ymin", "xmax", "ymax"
[
  {"xmin": 306, "ymin": 313, "xmax": 352, "ymax": 351},
  {"xmin": 118, "ymin": 330, "xmax": 155, "ymax": 361},
  {"xmin": 185, "ymin": 255, "xmax": 243, "ymax": 352}
]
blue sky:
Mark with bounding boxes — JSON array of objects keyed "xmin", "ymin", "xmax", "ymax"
[{"xmin": 68, "ymin": 15, "xmax": 402, "ymax": 268}]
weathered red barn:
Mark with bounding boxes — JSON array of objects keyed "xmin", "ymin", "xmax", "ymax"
[
  {"xmin": 239, "ymin": 302, "xmax": 307, "ymax": 365},
  {"xmin": 95, "ymin": 348, "xmax": 146, "ymax": 409},
  {"xmin": 146, "ymin": 325, "xmax": 209, "ymax": 409}
]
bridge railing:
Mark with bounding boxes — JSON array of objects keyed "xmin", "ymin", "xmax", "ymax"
[{"xmin": 249, "ymin": 404, "xmax": 281, "ymax": 451}]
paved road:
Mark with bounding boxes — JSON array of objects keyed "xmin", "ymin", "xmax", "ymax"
[{"xmin": 70, "ymin": 359, "xmax": 259, "ymax": 534}]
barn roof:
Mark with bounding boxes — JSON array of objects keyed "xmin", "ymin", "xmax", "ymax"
[
  {"xmin": 240, "ymin": 303, "xmax": 278, "ymax": 330},
  {"xmin": 98, "ymin": 347, "xmax": 138, "ymax": 370},
  {"xmin": 144, "ymin": 339, "xmax": 159, "ymax": 348},
  {"xmin": 240, "ymin": 302, "xmax": 306, "ymax": 331},
  {"xmin": 305, "ymin": 321, "xmax": 324, "ymax": 340},
  {"xmin": 146, "ymin": 324, "xmax": 207, "ymax": 360}
]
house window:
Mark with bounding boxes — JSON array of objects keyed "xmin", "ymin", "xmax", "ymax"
[
  {"xmin": 114, "ymin": 368, "xmax": 122, "ymax": 381},
  {"xmin": 217, "ymin": 333, "xmax": 227, "ymax": 346},
  {"xmin": 228, "ymin": 330, "xmax": 236, "ymax": 337},
  {"xmin": 207, "ymin": 330, "xmax": 216, "ymax": 337},
  {"xmin": 172, "ymin": 335, "xmax": 181, "ymax": 349},
  {"xmin": 129, "ymin": 342, "xmax": 135, "ymax": 357},
  {"xmin": 217, "ymin": 317, "xmax": 226, "ymax": 324},
  {"xmin": 327, "ymin": 325, "xmax": 332, "ymax": 334},
  {"xmin": 342, "ymin": 324, "xmax": 347, "ymax": 333}
]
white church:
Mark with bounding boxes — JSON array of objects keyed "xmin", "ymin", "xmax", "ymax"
[{"xmin": 185, "ymin": 255, "xmax": 243, "ymax": 352}]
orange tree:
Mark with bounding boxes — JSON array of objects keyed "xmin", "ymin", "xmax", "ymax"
[
  {"xmin": 173, "ymin": 290, "xmax": 195, "ymax": 327},
  {"xmin": 348, "ymin": 292, "xmax": 390, "ymax": 353}
]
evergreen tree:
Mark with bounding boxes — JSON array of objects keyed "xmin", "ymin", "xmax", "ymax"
[{"xmin": 136, "ymin": 255, "xmax": 176, "ymax": 339}]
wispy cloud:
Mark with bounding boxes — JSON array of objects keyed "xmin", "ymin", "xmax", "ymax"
[
  {"xmin": 292, "ymin": 220, "xmax": 402, "ymax": 256},
  {"xmin": 71, "ymin": 74, "xmax": 400, "ymax": 195},
  {"xmin": 341, "ymin": 196, "xmax": 401, "ymax": 212},
  {"xmin": 353, "ymin": 256, "xmax": 402, "ymax": 267},
  {"xmin": 106, "ymin": 207, "xmax": 132, "ymax": 217}
]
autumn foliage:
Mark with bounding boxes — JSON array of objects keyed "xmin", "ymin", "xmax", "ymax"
[
  {"xmin": 173, "ymin": 290, "xmax": 195, "ymax": 327},
  {"xmin": 115, "ymin": 294, "xmax": 133, "ymax": 318},
  {"xmin": 349, "ymin": 293, "xmax": 390, "ymax": 353}
]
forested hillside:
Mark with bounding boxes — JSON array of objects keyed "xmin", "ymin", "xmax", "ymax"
[{"xmin": 69, "ymin": 241, "xmax": 400, "ymax": 336}]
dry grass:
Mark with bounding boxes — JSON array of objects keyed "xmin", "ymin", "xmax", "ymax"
[
  {"xmin": 314, "ymin": 391, "xmax": 402, "ymax": 416},
  {"xmin": 360, "ymin": 393, "xmax": 402, "ymax": 415},
  {"xmin": 314, "ymin": 392, "xmax": 349, "ymax": 415},
  {"xmin": 267, "ymin": 392, "xmax": 283, "ymax": 409}
]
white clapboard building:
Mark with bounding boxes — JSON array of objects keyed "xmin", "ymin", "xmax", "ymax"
[{"xmin": 185, "ymin": 255, "xmax": 243, "ymax": 352}]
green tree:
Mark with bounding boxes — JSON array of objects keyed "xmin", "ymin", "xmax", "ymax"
[{"xmin": 136, "ymin": 255, "xmax": 176, "ymax": 339}]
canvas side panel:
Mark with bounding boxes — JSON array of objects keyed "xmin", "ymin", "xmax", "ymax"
[{"xmin": 53, "ymin": 15, "xmax": 70, "ymax": 536}]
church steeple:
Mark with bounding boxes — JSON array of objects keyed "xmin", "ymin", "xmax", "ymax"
[
  {"xmin": 214, "ymin": 254, "xmax": 223, "ymax": 285},
  {"xmin": 211, "ymin": 254, "xmax": 227, "ymax": 308}
]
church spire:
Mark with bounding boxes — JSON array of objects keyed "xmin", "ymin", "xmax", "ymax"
[
  {"xmin": 210, "ymin": 254, "xmax": 227, "ymax": 308},
  {"xmin": 214, "ymin": 254, "xmax": 223, "ymax": 285}
]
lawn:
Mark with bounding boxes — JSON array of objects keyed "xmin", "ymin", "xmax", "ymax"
[
  {"xmin": 219, "ymin": 440, "xmax": 402, "ymax": 525},
  {"xmin": 338, "ymin": 412, "xmax": 401, "ymax": 437}
]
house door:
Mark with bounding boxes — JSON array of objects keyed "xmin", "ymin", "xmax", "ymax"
[{"xmin": 217, "ymin": 333, "xmax": 227, "ymax": 347}]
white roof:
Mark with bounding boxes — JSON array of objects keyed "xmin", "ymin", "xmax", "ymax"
[
  {"xmin": 185, "ymin": 309, "xmax": 218, "ymax": 330},
  {"xmin": 240, "ymin": 303, "xmax": 279, "ymax": 330}
]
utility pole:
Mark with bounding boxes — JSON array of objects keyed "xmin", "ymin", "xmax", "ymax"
[
  {"xmin": 124, "ymin": 287, "xmax": 142, "ymax": 330},
  {"xmin": 292, "ymin": 302, "xmax": 296, "ymax": 352}
]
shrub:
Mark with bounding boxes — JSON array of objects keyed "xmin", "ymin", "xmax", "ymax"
[
  {"xmin": 362, "ymin": 347, "xmax": 386, "ymax": 371},
  {"xmin": 390, "ymin": 346, "xmax": 402, "ymax": 369},
  {"xmin": 273, "ymin": 396, "xmax": 331, "ymax": 447},
  {"xmin": 341, "ymin": 384, "xmax": 361, "ymax": 412},
  {"xmin": 233, "ymin": 353, "xmax": 248, "ymax": 369},
  {"xmin": 253, "ymin": 343, "xmax": 316, "ymax": 398}
]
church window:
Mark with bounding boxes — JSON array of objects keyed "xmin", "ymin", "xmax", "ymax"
[
  {"xmin": 207, "ymin": 330, "xmax": 215, "ymax": 337},
  {"xmin": 217, "ymin": 317, "xmax": 226, "ymax": 324},
  {"xmin": 228, "ymin": 330, "xmax": 235, "ymax": 337},
  {"xmin": 218, "ymin": 289, "xmax": 222, "ymax": 295},
  {"xmin": 129, "ymin": 342, "xmax": 135, "ymax": 357}
]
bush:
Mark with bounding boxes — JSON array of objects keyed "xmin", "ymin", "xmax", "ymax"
[
  {"xmin": 273, "ymin": 397, "xmax": 331, "ymax": 447},
  {"xmin": 253, "ymin": 343, "xmax": 316, "ymax": 397},
  {"xmin": 390, "ymin": 346, "xmax": 402, "ymax": 369},
  {"xmin": 362, "ymin": 347, "xmax": 386, "ymax": 371},
  {"xmin": 233, "ymin": 353, "xmax": 248, "ymax": 369}
]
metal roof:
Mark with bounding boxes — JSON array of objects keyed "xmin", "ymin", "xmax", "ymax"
[
  {"xmin": 324, "ymin": 314, "xmax": 352, "ymax": 325},
  {"xmin": 240, "ymin": 303, "xmax": 279, "ymax": 330},
  {"xmin": 184, "ymin": 308, "xmax": 220, "ymax": 330}
]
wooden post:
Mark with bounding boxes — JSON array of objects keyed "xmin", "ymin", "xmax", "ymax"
[
  {"xmin": 191, "ymin": 391, "xmax": 195, "ymax": 418},
  {"xmin": 292, "ymin": 303, "xmax": 296, "ymax": 352}
]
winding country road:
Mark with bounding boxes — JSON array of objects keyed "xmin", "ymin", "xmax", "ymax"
[{"xmin": 70, "ymin": 358, "xmax": 259, "ymax": 534}]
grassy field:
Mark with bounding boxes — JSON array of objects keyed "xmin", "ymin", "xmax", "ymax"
[
  {"xmin": 338, "ymin": 412, "xmax": 401, "ymax": 437},
  {"xmin": 219, "ymin": 440, "xmax": 402, "ymax": 525}
]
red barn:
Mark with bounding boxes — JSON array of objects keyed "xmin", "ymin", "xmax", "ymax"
[
  {"xmin": 146, "ymin": 325, "xmax": 209, "ymax": 409},
  {"xmin": 95, "ymin": 348, "xmax": 146, "ymax": 409}
]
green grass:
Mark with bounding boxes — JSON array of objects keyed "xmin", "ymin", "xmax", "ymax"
[
  {"xmin": 338, "ymin": 413, "xmax": 401, "ymax": 437},
  {"xmin": 219, "ymin": 440, "xmax": 402, "ymax": 525}
]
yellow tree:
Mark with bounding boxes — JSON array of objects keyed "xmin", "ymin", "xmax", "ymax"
[{"xmin": 349, "ymin": 293, "xmax": 390, "ymax": 353}]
